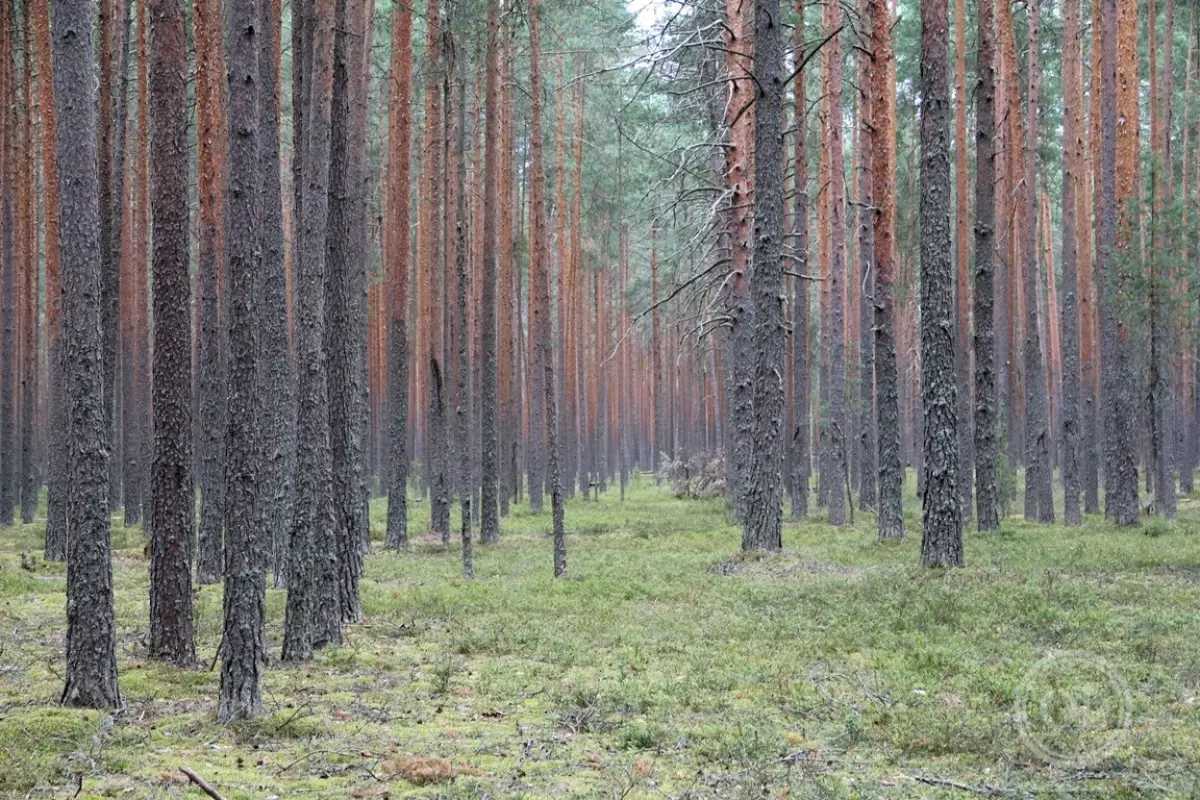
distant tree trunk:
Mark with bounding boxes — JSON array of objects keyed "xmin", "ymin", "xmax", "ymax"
[
  {"xmin": 973, "ymin": 0, "xmax": 1000, "ymax": 531},
  {"xmin": 479, "ymin": 0, "xmax": 501, "ymax": 544},
  {"xmin": 823, "ymin": 0, "xmax": 848, "ymax": 527},
  {"xmin": 1060, "ymin": 0, "xmax": 1084, "ymax": 525},
  {"xmin": 451, "ymin": 38, "xmax": 473, "ymax": 577},
  {"xmin": 651, "ymin": 224, "xmax": 664, "ymax": 475},
  {"xmin": 283, "ymin": 0, "xmax": 339, "ymax": 660},
  {"xmin": 98, "ymin": 0, "xmax": 120, "ymax": 513},
  {"xmin": 871, "ymin": 0, "xmax": 903, "ymax": 541},
  {"xmin": 856, "ymin": 0, "xmax": 876, "ymax": 514},
  {"xmin": 326, "ymin": 0, "xmax": 367, "ymax": 622},
  {"xmin": 384, "ymin": 0, "xmax": 413, "ymax": 549},
  {"xmin": 919, "ymin": 0, "xmax": 963, "ymax": 567},
  {"xmin": 34, "ymin": 0, "xmax": 66, "ymax": 558},
  {"xmin": 259, "ymin": 0, "xmax": 296, "ymax": 584},
  {"xmin": 55, "ymin": 0, "xmax": 120, "ymax": 709},
  {"xmin": 195, "ymin": 0, "xmax": 227, "ymax": 584},
  {"xmin": 953, "ymin": 0, "xmax": 972, "ymax": 522},
  {"xmin": 1021, "ymin": 0, "xmax": 1053, "ymax": 523},
  {"xmin": 1082, "ymin": 0, "xmax": 1102, "ymax": 512},
  {"xmin": 219, "ymin": 0, "xmax": 266, "ymax": 721},
  {"xmin": 0, "ymin": 0, "xmax": 15, "ymax": 529},
  {"xmin": 18, "ymin": 2, "xmax": 39, "ymax": 526},
  {"xmin": 789, "ymin": 0, "xmax": 810, "ymax": 521},
  {"xmin": 529, "ymin": 0, "xmax": 564, "ymax": 575},
  {"xmin": 526, "ymin": 17, "xmax": 546, "ymax": 514},
  {"xmin": 742, "ymin": 0, "xmax": 785, "ymax": 551},
  {"xmin": 148, "ymin": 0, "xmax": 196, "ymax": 667}
]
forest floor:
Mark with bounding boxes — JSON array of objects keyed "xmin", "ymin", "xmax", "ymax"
[{"xmin": 3, "ymin": 476, "xmax": 1200, "ymax": 799}]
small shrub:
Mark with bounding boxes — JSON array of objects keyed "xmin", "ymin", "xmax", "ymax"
[
  {"xmin": 657, "ymin": 451, "xmax": 726, "ymax": 500},
  {"xmin": 1143, "ymin": 518, "xmax": 1170, "ymax": 538}
]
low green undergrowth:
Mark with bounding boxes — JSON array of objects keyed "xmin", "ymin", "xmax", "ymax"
[{"xmin": 2, "ymin": 475, "xmax": 1199, "ymax": 797}]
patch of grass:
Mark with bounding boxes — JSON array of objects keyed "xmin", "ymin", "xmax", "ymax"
[{"xmin": 4, "ymin": 475, "xmax": 1200, "ymax": 797}]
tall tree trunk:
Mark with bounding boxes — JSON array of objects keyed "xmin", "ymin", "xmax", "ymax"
[
  {"xmin": 148, "ymin": 0, "xmax": 196, "ymax": 667},
  {"xmin": 479, "ymin": 0, "xmax": 501, "ymax": 544},
  {"xmin": 283, "ymin": 0, "xmax": 340, "ymax": 660},
  {"xmin": 528, "ymin": 0, "xmax": 564, "ymax": 575},
  {"xmin": 0, "ymin": 0, "xmax": 15, "ymax": 528},
  {"xmin": 1099, "ymin": 0, "xmax": 1139, "ymax": 525},
  {"xmin": 99, "ymin": 0, "xmax": 120, "ymax": 513},
  {"xmin": 384, "ymin": 0, "xmax": 413, "ymax": 549},
  {"xmin": 1021, "ymin": 0, "xmax": 1053, "ymax": 523},
  {"xmin": 824, "ymin": 0, "xmax": 848, "ymax": 526},
  {"xmin": 953, "ymin": 0, "xmax": 972, "ymax": 521},
  {"xmin": 725, "ymin": 0, "xmax": 754, "ymax": 527},
  {"xmin": 34, "ymin": 0, "xmax": 66, "ymax": 558},
  {"xmin": 871, "ymin": 0, "xmax": 903, "ymax": 541},
  {"xmin": 18, "ymin": 2, "xmax": 39, "ymax": 526},
  {"xmin": 219, "ymin": 0, "xmax": 266, "ymax": 721},
  {"xmin": 973, "ymin": 0, "xmax": 1000, "ymax": 531},
  {"xmin": 743, "ymin": 0, "xmax": 785, "ymax": 550},
  {"xmin": 919, "ymin": 0, "xmax": 963, "ymax": 566},
  {"xmin": 56, "ymin": 0, "xmax": 120, "ymax": 709},
  {"xmin": 259, "ymin": 0, "xmax": 296, "ymax": 584},
  {"xmin": 1060, "ymin": 0, "xmax": 1083, "ymax": 525},
  {"xmin": 195, "ymin": 0, "xmax": 227, "ymax": 584},
  {"xmin": 326, "ymin": 0, "xmax": 367, "ymax": 622},
  {"xmin": 857, "ymin": 0, "xmax": 876, "ymax": 514},
  {"xmin": 789, "ymin": 0, "xmax": 810, "ymax": 521}
]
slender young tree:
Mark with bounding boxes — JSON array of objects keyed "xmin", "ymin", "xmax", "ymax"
[
  {"xmin": 973, "ymin": 0, "xmax": 1000, "ymax": 531},
  {"xmin": 871, "ymin": 0, "xmax": 903, "ymax": 541},
  {"xmin": 220, "ymin": 0, "xmax": 266, "ymax": 721},
  {"xmin": 56, "ymin": 0, "xmax": 121, "ymax": 709},
  {"xmin": 919, "ymin": 0, "xmax": 963, "ymax": 566},
  {"xmin": 385, "ymin": 0, "xmax": 413, "ymax": 549}
]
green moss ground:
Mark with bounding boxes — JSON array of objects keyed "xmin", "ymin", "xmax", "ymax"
[{"xmin": 2, "ymin": 475, "xmax": 1200, "ymax": 798}]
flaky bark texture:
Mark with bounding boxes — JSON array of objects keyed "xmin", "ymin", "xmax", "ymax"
[
  {"xmin": 384, "ymin": 0, "xmax": 413, "ymax": 549},
  {"xmin": 0, "ymin": 0, "xmax": 14, "ymax": 529},
  {"xmin": 326, "ymin": 0, "xmax": 366, "ymax": 623},
  {"xmin": 919, "ymin": 0, "xmax": 964, "ymax": 567},
  {"xmin": 1060, "ymin": 0, "xmax": 1083, "ymax": 525},
  {"xmin": 259, "ymin": 0, "xmax": 296, "ymax": 584},
  {"xmin": 526, "ymin": 0, "xmax": 546, "ymax": 514},
  {"xmin": 148, "ymin": 0, "xmax": 196, "ymax": 667},
  {"xmin": 55, "ymin": 0, "xmax": 121, "ymax": 708},
  {"xmin": 742, "ymin": 0, "xmax": 785, "ymax": 551},
  {"xmin": 1021, "ymin": 0, "xmax": 1053, "ymax": 523},
  {"xmin": 479, "ymin": 0, "xmax": 501, "ymax": 545},
  {"xmin": 219, "ymin": 0, "xmax": 266, "ymax": 721},
  {"xmin": 972, "ymin": 0, "xmax": 1000, "ymax": 531},
  {"xmin": 789, "ymin": 0, "xmax": 810, "ymax": 521},
  {"xmin": 870, "ymin": 0, "xmax": 903, "ymax": 541},
  {"xmin": 284, "ymin": 0, "xmax": 339, "ymax": 660}
]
